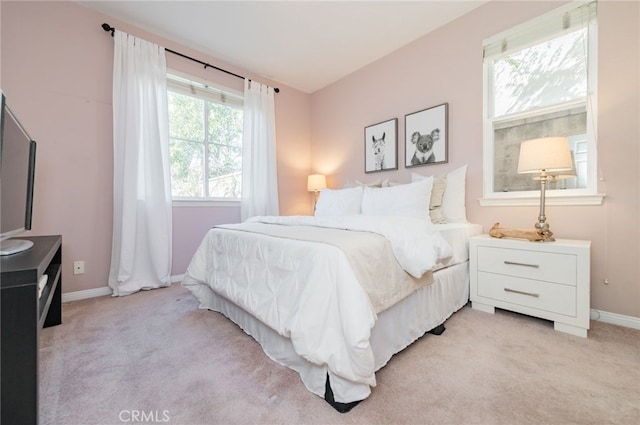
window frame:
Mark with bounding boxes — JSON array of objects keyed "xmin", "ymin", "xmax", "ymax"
[
  {"xmin": 167, "ymin": 71, "xmax": 244, "ymax": 206},
  {"xmin": 480, "ymin": 1, "xmax": 604, "ymax": 207}
]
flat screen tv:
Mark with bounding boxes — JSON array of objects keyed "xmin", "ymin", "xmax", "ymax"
[{"xmin": 0, "ymin": 92, "xmax": 37, "ymax": 256}]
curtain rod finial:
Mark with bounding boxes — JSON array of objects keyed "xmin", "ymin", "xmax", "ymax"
[{"xmin": 102, "ymin": 23, "xmax": 114, "ymax": 36}]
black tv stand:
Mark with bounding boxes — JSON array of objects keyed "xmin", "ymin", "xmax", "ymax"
[{"xmin": 1, "ymin": 235, "xmax": 62, "ymax": 425}]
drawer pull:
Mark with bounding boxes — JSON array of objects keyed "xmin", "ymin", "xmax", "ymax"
[
  {"xmin": 504, "ymin": 260, "xmax": 539, "ymax": 268},
  {"xmin": 504, "ymin": 288, "xmax": 540, "ymax": 298}
]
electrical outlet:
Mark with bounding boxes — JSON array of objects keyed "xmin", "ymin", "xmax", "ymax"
[{"xmin": 73, "ymin": 261, "xmax": 85, "ymax": 275}]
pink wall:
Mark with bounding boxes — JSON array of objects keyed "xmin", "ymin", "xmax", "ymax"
[
  {"xmin": 310, "ymin": 1, "xmax": 640, "ymax": 317},
  {"xmin": 2, "ymin": 1, "xmax": 638, "ymax": 318},
  {"xmin": 0, "ymin": 1, "xmax": 312, "ymax": 292}
]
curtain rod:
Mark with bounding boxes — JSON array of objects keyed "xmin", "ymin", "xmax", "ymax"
[{"xmin": 101, "ymin": 23, "xmax": 280, "ymax": 93}]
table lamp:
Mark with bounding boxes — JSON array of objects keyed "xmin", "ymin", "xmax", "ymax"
[
  {"xmin": 517, "ymin": 137, "xmax": 573, "ymax": 242},
  {"xmin": 307, "ymin": 174, "xmax": 326, "ymax": 209}
]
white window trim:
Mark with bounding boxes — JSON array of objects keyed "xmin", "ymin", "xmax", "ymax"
[
  {"xmin": 167, "ymin": 70, "xmax": 243, "ymax": 107},
  {"xmin": 480, "ymin": 0, "xmax": 604, "ymax": 207},
  {"xmin": 172, "ymin": 198, "xmax": 240, "ymax": 207}
]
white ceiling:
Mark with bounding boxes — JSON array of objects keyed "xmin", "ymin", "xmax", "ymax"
[{"xmin": 79, "ymin": 1, "xmax": 488, "ymax": 93}]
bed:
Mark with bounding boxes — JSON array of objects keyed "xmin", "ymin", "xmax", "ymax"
[{"xmin": 182, "ymin": 165, "xmax": 482, "ymax": 411}]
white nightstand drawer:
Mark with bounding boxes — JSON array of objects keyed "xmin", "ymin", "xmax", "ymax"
[
  {"xmin": 477, "ymin": 246, "xmax": 577, "ymax": 286},
  {"xmin": 477, "ymin": 272, "xmax": 577, "ymax": 317}
]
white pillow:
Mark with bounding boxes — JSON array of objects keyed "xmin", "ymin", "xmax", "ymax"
[
  {"xmin": 412, "ymin": 164, "xmax": 468, "ymax": 223},
  {"xmin": 361, "ymin": 177, "xmax": 433, "ymax": 220},
  {"xmin": 315, "ymin": 186, "xmax": 363, "ymax": 216},
  {"xmin": 441, "ymin": 165, "xmax": 467, "ymax": 223}
]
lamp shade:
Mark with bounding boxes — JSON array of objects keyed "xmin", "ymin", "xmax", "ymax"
[
  {"xmin": 307, "ymin": 174, "xmax": 327, "ymax": 192},
  {"xmin": 517, "ymin": 137, "xmax": 573, "ymax": 174},
  {"xmin": 535, "ymin": 151, "xmax": 577, "ymax": 181}
]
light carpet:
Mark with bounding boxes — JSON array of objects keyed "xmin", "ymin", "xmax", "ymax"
[{"xmin": 39, "ymin": 283, "xmax": 640, "ymax": 425}]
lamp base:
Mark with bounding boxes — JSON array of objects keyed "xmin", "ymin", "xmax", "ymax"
[
  {"xmin": 532, "ymin": 171, "xmax": 555, "ymax": 242},
  {"xmin": 534, "ymin": 221, "xmax": 555, "ymax": 242}
]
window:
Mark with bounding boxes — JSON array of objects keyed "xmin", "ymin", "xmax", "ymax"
[
  {"xmin": 481, "ymin": 1, "xmax": 602, "ymax": 205},
  {"xmin": 167, "ymin": 73, "xmax": 243, "ymax": 202}
]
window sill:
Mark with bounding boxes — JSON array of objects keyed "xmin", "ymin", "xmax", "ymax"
[
  {"xmin": 479, "ymin": 193, "xmax": 605, "ymax": 207},
  {"xmin": 172, "ymin": 199, "xmax": 240, "ymax": 207}
]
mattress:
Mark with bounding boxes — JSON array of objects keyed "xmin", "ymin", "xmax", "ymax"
[{"xmin": 434, "ymin": 222, "xmax": 484, "ymax": 270}]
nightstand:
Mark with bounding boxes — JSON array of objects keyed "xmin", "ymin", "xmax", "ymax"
[{"xmin": 469, "ymin": 234, "xmax": 590, "ymax": 338}]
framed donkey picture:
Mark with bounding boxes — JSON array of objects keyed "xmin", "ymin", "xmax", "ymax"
[
  {"xmin": 364, "ymin": 118, "xmax": 398, "ymax": 173},
  {"xmin": 405, "ymin": 103, "xmax": 448, "ymax": 168}
]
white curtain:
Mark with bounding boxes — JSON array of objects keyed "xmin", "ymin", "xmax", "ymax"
[
  {"xmin": 108, "ymin": 30, "xmax": 172, "ymax": 296},
  {"xmin": 241, "ymin": 79, "xmax": 279, "ymax": 221}
]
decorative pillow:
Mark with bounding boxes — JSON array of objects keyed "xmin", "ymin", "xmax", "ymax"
[
  {"xmin": 314, "ymin": 186, "xmax": 363, "ymax": 216},
  {"xmin": 361, "ymin": 177, "xmax": 433, "ymax": 220},
  {"xmin": 344, "ymin": 179, "xmax": 384, "ymax": 188},
  {"xmin": 412, "ymin": 164, "xmax": 468, "ymax": 223},
  {"xmin": 384, "ymin": 180, "xmax": 403, "ymax": 187},
  {"xmin": 411, "ymin": 172, "xmax": 446, "ymax": 224},
  {"xmin": 429, "ymin": 175, "xmax": 447, "ymax": 224}
]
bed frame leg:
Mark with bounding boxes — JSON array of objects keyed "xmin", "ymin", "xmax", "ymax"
[
  {"xmin": 323, "ymin": 323, "xmax": 446, "ymax": 412},
  {"xmin": 324, "ymin": 375, "xmax": 362, "ymax": 413},
  {"xmin": 428, "ymin": 323, "xmax": 446, "ymax": 335}
]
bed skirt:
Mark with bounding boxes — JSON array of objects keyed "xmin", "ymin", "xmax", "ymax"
[{"xmin": 184, "ymin": 261, "xmax": 470, "ymax": 409}]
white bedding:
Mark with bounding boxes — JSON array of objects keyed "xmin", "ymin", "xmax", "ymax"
[
  {"xmin": 219, "ymin": 221, "xmax": 436, "ymax": 314},
  {"xmin": 183, "ymin": 216, "xmax": 451, "ymax": 387},
  {"xmin": 244, "ymin": 215, "xmax": 452, "ymax": 278},
  {"xmin": 182, "ymin": 217, "xmax": 481, "ymax": 403},
  {"xmin": 434, "ymin": 222, "xmax": 484, "ymax": 270}
]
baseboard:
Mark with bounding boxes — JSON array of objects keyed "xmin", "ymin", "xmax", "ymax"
[
  {"xmin": 590, "ymin": 309, "xmax": 640, "ymax": 330},
  {"xmin": 62, "ymin": 274, "xmax": 185, "ymax": 303},
  {"xmin": 62, "ymin": 286, "xmax": 112, "ymax": 303}
]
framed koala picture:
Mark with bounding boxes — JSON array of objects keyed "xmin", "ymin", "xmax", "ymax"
[
  {"xmin": 405, "ymin": 103, "xmax": 448, "ymax": 168},
  {"xmin": 364, "ymin": 118, "xmax": 398, "ymax": 173}
]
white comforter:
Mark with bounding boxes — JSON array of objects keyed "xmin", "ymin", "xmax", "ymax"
[
  {"xmin": 246, "ymin": 215, "xmax": 452, "ymax": 278},
  {"xmin": 182, "ymin": 215, "xmax": 452, "ymax": 391}
]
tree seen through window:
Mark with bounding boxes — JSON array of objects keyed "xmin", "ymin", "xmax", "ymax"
[{"xmin": 168, "ymin": 90, "xmax": 243, "ymax": 199}]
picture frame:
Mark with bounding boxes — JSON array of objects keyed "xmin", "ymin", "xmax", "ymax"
[
  {"xmin": 364, "ymin": 118, "xmax": 398, "ymax": 173},
  {"xmin": 404, "ymin": 103, "xmax": 448, "ymax": 168}
]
